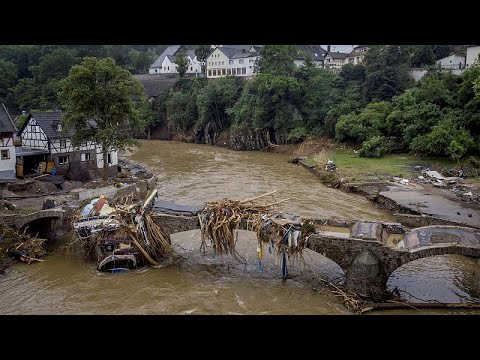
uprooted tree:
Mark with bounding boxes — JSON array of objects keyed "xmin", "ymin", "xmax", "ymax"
[{"xmin": 59, "ymin": 56, "xmax": 146, "ymax": 181}]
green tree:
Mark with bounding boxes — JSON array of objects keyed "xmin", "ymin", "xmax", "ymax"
[
  {"xmin": 195, "ymin": 45, "xmax": 211, "ymax": 76},
  {"xmin": 410, "ymin": 45, "xmax": 435, "ymax": 67},
  {"xmin": 135, "ymin": 51, "xmax": 154, "ymax": 74},
  {"xmin": 364, "ymin": 45, "xmax": 414, "ymax": 102},
  {"xmin": 256, "ymin": 45, "xmax": 298, "ymax": 77},
  {"xmin": 175, "ymin": 52, "xmax": 189, "ymax": 78},
  {"xmin": 0, "ymin": 59, "xmax": 17, "ymax": 104},
  {"xmin": 59, "ymin": 57, "xmax": 145, "ymax": 181},
  {"xmin": 473, "ymin": 75, "xmax": 480, "ymax": 100},
  {"xmin": 196, "ymin": 77, "xmax": 242, "ymax": 133}
]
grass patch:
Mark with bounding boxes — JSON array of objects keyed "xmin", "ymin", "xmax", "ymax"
[
  {"xmin": 331, "ymin": 150, "xmax": 417, "ymax": 182},
  {"xmin": 304, "ymin": 149, "xmax": 480, "ymax": 183}
]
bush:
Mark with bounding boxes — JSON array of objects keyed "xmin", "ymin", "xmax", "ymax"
[{"xmin": 359, "ymin": 136, "xmax": 393, "ymax": 158}]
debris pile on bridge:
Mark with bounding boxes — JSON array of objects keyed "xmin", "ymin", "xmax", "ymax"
[
  {"xmin": 68, "ymin": 189, "xmax": 177, "ymax": 272},
  {"xmin": 0, "ymin": 225, "xmax": 47, "ymax": 264},
  {"xmin": 199, "ymin": 191, "xmax": 288, "ymax": 257},
  {"xmin": 199, "ymin": 190, "xmax": 317, "ymax": 278}
]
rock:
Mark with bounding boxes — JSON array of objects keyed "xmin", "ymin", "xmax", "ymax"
[{"xmin": 414, "ymin": 165, "xmax": 423, "ymax": 171}]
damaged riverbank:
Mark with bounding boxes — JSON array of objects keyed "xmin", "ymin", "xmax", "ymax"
[{"xmin": 293, "ymin": 151, "xmax": 480, "ymax": 229}]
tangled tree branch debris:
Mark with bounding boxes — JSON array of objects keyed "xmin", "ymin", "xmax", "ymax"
[
  {"xmin": 0, "ymin": 225, "xmax": 47, "ymax": 264},
  {"xmin": 199, "ymin": 190, "xmax": 316, "ymax": 278}
]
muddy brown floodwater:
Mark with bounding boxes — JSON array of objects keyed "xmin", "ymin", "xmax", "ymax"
[{"xmin": 0, "ymin": 140, "xmax": 479, "ymax": 314}]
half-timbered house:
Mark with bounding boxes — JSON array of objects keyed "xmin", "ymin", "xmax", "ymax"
[{"xmin": 17, "ymin": 111, "xmax": 118, "ymax": 176}]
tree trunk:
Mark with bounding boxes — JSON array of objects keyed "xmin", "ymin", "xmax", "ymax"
[{"xmin": 102, "ymin": 148, "xmax": 108, "ymax": 182}]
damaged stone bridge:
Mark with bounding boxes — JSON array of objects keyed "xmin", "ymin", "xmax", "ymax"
[
  {"xmin": 151, "ymin": 207, "xmax": 480, "ymax": 300},
  {"xmin": 0, "ymin": 208, "xmax": 65, "ymax": 239}
]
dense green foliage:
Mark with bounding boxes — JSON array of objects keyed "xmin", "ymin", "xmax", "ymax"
[{"xmin": 0, "ymin": 45, "xmax": 162, "ymax": 112}]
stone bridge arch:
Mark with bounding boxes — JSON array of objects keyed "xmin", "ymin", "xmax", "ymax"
[
  {"xmin": 15, "ymin": 209, "xmax": 64, "ymax": 230},
  {"xmin": 307, "ymin": 225, "xmax": 480, "ymax": 300}
]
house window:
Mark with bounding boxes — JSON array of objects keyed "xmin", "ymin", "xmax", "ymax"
[
  {"xmin": 232, "ymin": 68, "xmax": 236, "ymax": 75},
  {"xmin": 349, "ymin": 58, "xmax": 354, "ymax": 63},
  {"xmin": 227, "ymin": 69, "xmax": 231, "ymax": 75},
  {"xmin": 239, "ymin": 59, "xmax": 244, "ymax": 64},
  {"xmin": 1, "ymin": 149, "xmax": 9, "ymax": 160},
  {"xmin": 60, "ymin": 140, "xmax": 66, "ymax": 148},
  {"xmin": 57, "ymin": 124, "xmax": 62, "ymax": 132},
  {"xmin": 208, "ymin": 70, "xmax": 212, "ymax": 76},
  {"xmin": 212, "ymin": 70, "xmax": 217, "ymax": 76},
  {"xmin": 229, "ymin": 60, "xmax": 234, "ymax": 64},
  {"xmin": 190, "ymin": 66, "xmax": 193, "ymax": 71},
  {"xmin": 222, "ymin": 69, "xmax": 226, "ymax": 75},
  {"xmin": 222, "ymin": 61, "xmax": 224, "ymax": 65},
  {"xmin": 249, "ymin": 59, "xmax": 254, "ymax": 63},
  {"xmin": 81, "ymin": 153, "xmax": 91, "ymax": 162},
  {"xmin": 242, "ymin": 67, "xmax": 246, "ymax": 74},
  {"xmin": 58, "ymin": 155, "xmax": 69, "ymax": 165},
  {"xmin": 237, "ymin": 68, "xmax": 241, "ymax": 74},
  {"xmin": 168, "ymin": 66, "xmax": 170, "ymax": 70},
  {"xmin": 107, "ymin": 153, "xmax": 112, "ymax": 164}
]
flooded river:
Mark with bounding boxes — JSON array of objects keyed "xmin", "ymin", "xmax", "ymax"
[{"xmin": 1, "ymin": 140, "xmax": 479, "ymax": 314}]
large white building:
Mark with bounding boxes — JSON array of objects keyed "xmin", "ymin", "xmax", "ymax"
[
  {"xmin": 149, "ymin": 45, "xmax": 202, "ymax": 75},
  {"xmin": 206, "ymin": 45, "xmax": 259, "ymax": 78},
  {"xmin": 0, "ymin": 103, "xmax": 17, "ymax": 180},
  {"xmin": 466, "ymin": 46, "xmax": 480, "ymax": 68},
  {"xmin": 436, "ymin": 54, "xmax": 466, "ymax": 70},
  {"xmin": 17, "ymin": 111, "xmax": 118, "ymax": 176}
]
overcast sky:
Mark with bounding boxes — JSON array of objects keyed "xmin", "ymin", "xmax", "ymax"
[{"xmin": 321, "ymin": 45, "xmax": 355, "ymax": 53}]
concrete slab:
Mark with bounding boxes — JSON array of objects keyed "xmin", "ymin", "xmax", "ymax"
[{"xmin": 379, "ymin": 184, "xmax": 480, "ymax": 228}]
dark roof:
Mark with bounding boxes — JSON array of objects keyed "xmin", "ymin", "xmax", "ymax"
[
  {"xmin": 231, "ymin": 51, "xmax": 258, "ymax": 59},
  {"xmin": 18, "ymin": 111, "xmax": 74, "ymax": 139},
  {"xmin": 326, "ymin": 51, "xmax": 348, "ymax": 60},
  {"xmin": 134, "ymin": 74, "xmax": 178, "ymax": 98},
  {"xmin": 217, "ymin": 46, "xmax": 242, "ymax": 58},
  {"xmin": 296, "ymin": 45, "xmax": 327, "ymax": 60},
  {"xmin": 0, "ymin": 103, "xmax": 16, "ymax": 133}
]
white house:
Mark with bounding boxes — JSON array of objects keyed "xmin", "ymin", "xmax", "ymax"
[
  {"xmin": 149, "ymin": 45, "xmax": 202, "ymax": 75},
  {"xmin": 17, "ymin": 111, "xmax": 118, "ymax": 176},
  {"xmin": 0, "ymin": 103, "xmax": 17, "ymax": 180},
  {"xmin": 345, "ymin": 45, "xmax": 369, "ymax": 65},
  {"xmin": 436, "ymin": 54, "xmax": 466, "ymax": 70},
  {"xmin": 466, "ymin": 46, "xmax": 480, "ymax": 68},
  {"xmin": 206, "ymin": 46, "xmax": 259, "ymax": 78}
]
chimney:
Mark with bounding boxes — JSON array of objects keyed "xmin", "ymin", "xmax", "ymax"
[{"xmin": 327, "ymin": 45, "xmax": 331, "ymax": 52}]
